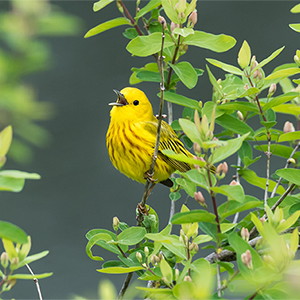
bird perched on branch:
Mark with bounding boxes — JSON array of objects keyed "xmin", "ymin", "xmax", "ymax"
[{"xmin": 106, "ymin": 87, "xmax": 194, "ymax": 188}]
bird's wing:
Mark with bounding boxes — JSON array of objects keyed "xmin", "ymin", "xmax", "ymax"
[{"xmin": 143, "ymin": 120, "xmax": 193, "ymax": 173}]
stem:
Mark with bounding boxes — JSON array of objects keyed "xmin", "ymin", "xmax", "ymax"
[
  {"xmin": 26, "ymin": 264, "xmax": 43, "ymax": 300},
  {"xmin": 264, "ymin": 133, "xmax": 271, "ymax": 207},
  {"xmin": 217, "ymin": 264, "xmax": 222, "ymax": 297},
  {"xmin": 117, "ymin": 272, "xmax": 133, "ymax": 300},
  {"xmin": 233, "ymin": 134, "xmax": 241, "ymax": 224},
  {"xmin": 271, "ymin": 140, "xmax": 300, "ymax": 197},
  {"xmin": 166, "ymin": 35, "xmax": 181, "ymax": 88},
  {"xmin": 119, "ymin": 0, "xmax": 143, "ymax": 36}
]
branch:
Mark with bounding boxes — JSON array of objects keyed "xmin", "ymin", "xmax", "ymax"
[
  {"xmin": 270, "ymin": 140, "xmax": 300, "ymax": 198},
  {"xmin": 117, "ymin": 272, "xmax": 133, "ymax": 300},
  {"xmin": 26, "ymin": 264, "xmax": 43, "ymax": 300}
]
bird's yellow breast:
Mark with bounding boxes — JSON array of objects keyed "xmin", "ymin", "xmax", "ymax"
[{"xmin": 106, "ymin": 119, "xmax": 174, "ymax": 184}]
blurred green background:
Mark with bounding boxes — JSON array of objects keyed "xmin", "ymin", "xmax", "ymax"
[{"xmin": 1, "ymin": 0, "xmax": 300, "ymax": 298}]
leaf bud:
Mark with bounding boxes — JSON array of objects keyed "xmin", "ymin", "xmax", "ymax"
[
  {"xmin": 3, "ymin": 278, "xmax": 17, "ymax": 291},
  {"xmin": 113, "ymin": 216, "xmax": 120, "ymax": 231},
  {"xmin": 1, "ymin": 252, "xmax": 9, "ymax": 269},
  {"xmin": 144, "ymin": 246, "xmax": 149, "ymax": 257},
  {"xmin": 161, "ymin": 276, "xmax": 169, "ymax": 286},
  {"xmin": 241, "ymin": 227, "xmax": 250, "ymax": 242},
  {"xmin": 159, "ymin": 252, "xmax": 165, "ymax": 261},
  {"xmin": 263, "ymin": 254, "xmax": 276, "ymax": 267},
  {"xmin": 283, "ymin": 121, "xmax": 295, "ymax": 133},
  {"xmin": 237, "ymin": 110, "xmax": 244, "ymax": 121},
  {"xmin": 142, "ymin": 263, "xmax": 147, "ymax": 268},
  {"xmin": 188, "ymin": 11, "xmax": 197, "ymax": 27},
  {"xmin": 268, "ymin": 83, "xmax": 277, "ymax": 97},
  {"xmin": 10, "ymin": 257, "xmax": 19, "ymax": 270},
  {"xmin": 150, "ymin": 255, "xmax": 157, "ymax": 265},
  {"xmin": 294, "ymin": 54, "xmax": 300, "ymax": 66},
  {"xmin": 194, "ymin": 191, "xmax": 206, "ymax": 207},
  {"xmin": 184, "ymin": 275, "xmax": 192, "ymax": 282},
  {"xmin": 241, "ymin": 249, "xmax": 253, "ymax": 269}
]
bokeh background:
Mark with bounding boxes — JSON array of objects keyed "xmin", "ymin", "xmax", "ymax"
[{"xmin": 1, "ymin": 0, "xmax": 300, "ymax": 298}]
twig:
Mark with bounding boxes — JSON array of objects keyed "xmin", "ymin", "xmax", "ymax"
[
  {"xmin": 217, "ymin": 263, "xmax": 222, "ymax": 297},
  {"xmin": 233, "ymin": 135, "xmax": 241, "ymax": 224},
  {"xmin": 26, "ymin": 264, "xmax": 43, "ymax": 300},
  {"xmin": 270, "ymin": 140, "xmax": 300, "ymax": 198},
  {"xmin": 117, "ymin": 272, "xmax": 133, "ymax": 300},
  {"xmin": 264, "ymin": 133, "xmax": 271, "ymax": 208}
]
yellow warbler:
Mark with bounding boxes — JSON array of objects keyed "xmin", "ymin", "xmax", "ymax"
[{"xmin": 106, "ymin": 87, "xmax": 193, "ymax": 187}]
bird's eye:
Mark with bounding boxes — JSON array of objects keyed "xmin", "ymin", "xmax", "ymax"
[{"xmin": 133, "ymin": 100, "xmax": 139, "ymax": 106}]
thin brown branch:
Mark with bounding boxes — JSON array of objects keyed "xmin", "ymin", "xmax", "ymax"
[{"xmin": 117, "ymin": 272, "xmax": 133, "ymax": 300}]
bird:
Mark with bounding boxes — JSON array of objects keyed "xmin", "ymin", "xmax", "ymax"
[{"xmin": 106, "ymin": 87, "xmax": 194, "ymax": 188}]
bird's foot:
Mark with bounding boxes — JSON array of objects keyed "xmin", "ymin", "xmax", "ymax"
[
  {"xmin": 137, "ymin": 203, "xmax": 149, "ymax": 216},
  {"xmin": 143, "ymin": 171, "xmax": 158, "ymax": 184}
]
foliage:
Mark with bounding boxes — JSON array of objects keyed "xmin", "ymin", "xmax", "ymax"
[
  {"xmin": 0, "ymin": 125, "xmax": 52, "ymax": 296},
  {"xmin": 0, "ymin": 0, "xmax": 81, "ymax": 163},
  {"xmin": 85, "ymin": 1, "xmax": 300, "ymax": 299}
]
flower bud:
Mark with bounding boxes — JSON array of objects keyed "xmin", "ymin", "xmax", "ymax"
[
  {"xmin": 151, "ymin": 255, "xmax": 157, "ymax": 265},
  {"xmin": 184, "ymin": 275, "xmax": 192, "ymax": 282},
  {"xmin": 159, "ymin": 252, "xmax": 165, "ymax": 261},
  {"xmin": 222, "ymin": 162, "xmax": 228, "ymax": 174},
  {"xmin": 283, "ymin": 121, "xmax": 295, "ymax": 133},
  {"xmin": 10, "ymin": 257, "xmax": 19, "ymax": 270},
  {"xmin": 144, "ymin": 246, "xmax": 149, "ymax": 257},
  {"xmin": 113, "ymin": 216, "xmax": 120, "ymax": 232},
  {"xmin": 188, "ymin": 11, "xmax": 197, "ymax": 27},
  {"xmin": 241, "ymin": 250, "xmax": 253, "ymax": 269},
  {"xmin": 251, "ymin": 59, "xmax": 258, "ymax": 71},
  {"xmin": 158, "ymin": 16, "xmax": 167, "ymax": 28},
  {"xmin": 193, "ymin": 142, "xmax": 201, "ymax": 154},
  {"xmin": 2, "ymin": 278, "xmax": 17, "ymax": 291},
  {"xmin": 260, "ymin": 217, "xmax": 266, "ymax": 223},
  {"xmin": 161, "ymin": 276, "xmax": 169, "ymax": 286},
  {"xmin": 241, "ymin": 227, "xmax": 250, "ymax": 242},
  {"xmin": 176, "ymin": 0, "xmax": 186, "ymax": 13},
  {"xmin": 194, "ymin": 191, "xmax": 206, "ymax": 207},
  {"xmin": 268, "ymin": 83, "xmax": 276, "ymax": 96},
  {"xmin": 244, "ymin": 83, "xmax": 249, "ymax": 90},
  {"xmin": 229, "ymin": 180, "xmax": 238, "ymax": 186},
  {"xmin": 1, "ymin": 252, "xmax": 9, "ymax": 269},
  {"xmin": 289, "ymin": 158, "xmax": 296, "ymax": 164},
  {"xmin": 174, "ymin": 268, "xmax": 180, "ymax": 281},
  {"xmin": 294, "ymin": 54, "xmax": 300, "ymax": 66},
  {"xmin": 216, "ymin": 163, "xmax": 223, "ymax": 174},
  {"xmin": 237, "ymin": 110, "xmax": 244, "ymax": 121},
  {"xmin": 136, "ymin": 252, "xmax": 142, "ymax": 263}
]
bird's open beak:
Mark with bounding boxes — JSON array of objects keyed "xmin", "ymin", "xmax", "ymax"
[{"xmin": 108, "ymin": 90, "xmax": 128, "ymax": 106}]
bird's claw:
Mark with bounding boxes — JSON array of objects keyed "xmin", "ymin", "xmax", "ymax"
[
  {"xmin": 144, "ymin": 171, "xmax": 158, "ymax": 184},
  {"xmin": 137, "ymin": 203, "xmax": 149, "ymax": 216}
]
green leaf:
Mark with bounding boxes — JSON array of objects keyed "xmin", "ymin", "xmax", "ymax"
[
  {"xmin": 160, "ymin": 259, "xmax": 173, "ymax": 284},
  {"xmin": 0, "ymin": 125, "xmax": 12, "ymax": 157},
  {"xmin": 93, "ymin": 0, "xmax": 114, "ymax": 12},
  {"xmin": 276, "ymin": 210, "xmax": 300, "ymax": 233},
  {"xmin": 116, "ymin": 227, "xmax": 146, "ymax": 245},
  {"xmin": 171, "ymin": 210, "xmax": 216, "ymax": 224},
  {"xmin": 206, "ymin": 58, "xmax": 243, "ymax": 75},
  {"xmin": 261, "ymin": 121, "xmax": 277, "ymax": 130},
  {"xmin": 18, "ymin": 251, "xmax": 49, "ymax": 268},
  {"xmin": 0, "ymin": 176, "xmax": 25, "ymax": 192},
  {"xmin": 238, "ymin": 169, "xmax": 285, "ymax": 194},
  {"xmin": 252, "ymin": 46, "xmax": 285, "ymax": 73},
  {"xmin": 237, "ymin": 87, "xmax": 260, "ymax": 98},
  {"xmin": 0, "ymin": 170, "xmax": 40, "ymax": 179},
  {"xmin": 262, "ymin": 92, "xmax": 299, "ymax": 111},
  {"xmin": 238, "ymin": 141, "xmax": 253, "ymax": 163},
  {"xmin": 290, "ymin": 24, "xmax": 300, "ymax": 32},
  {"xmin": 163, "ymin": 91, "xmax": 201, "ymax": 111},
  {"xmin": 198, "ymin": 222, "xmax": 218, "ymax": 242},
  {"xmin": 210, "ymin": 184, "xmax": 245, "ymax": 202},
  {"xmin": 173, "ymin": 27, "xmax": 194, "ymax": 38},
  {"xmin": 169, "ymin": 62, "xmax": 198, "ymax": 89},
  {"xmin": 173, "ymin": 281, "xmax": 195, "ymax": 299},
  {"xmin": 193, "ymin": 234, "xmax": 213, "ymax": 244},
  {"xmin": 238, "ymin": 40, "xmax": 251, "ymax": 69},
  {"xmin": 176, "ymin": 177, "xmax": 196, "ymax": 197},
  {"xmin": 184, "ymin": 30, "xmax": 236, "ymax": 53},
  {"xmin": 276, "ymin": 168, "xmax": 300, "ymax": 185},
  {"xmin": 184, "ymin": 169, "xmax": 211, "ymax": 191},
  {"xmin": 127, "ymin": 32, "xmax": 174, "ymax": 57},
  {"xmin": 161, "ymin": 0, "xmax": 179, "ymax": 24},
  {"xmin": 211, "ymin": 132, "xmax": 250, "ymax": 164},
  {"xmin": 273, "ymin": 104, "xmax": 300, "ymax": 116},
  {"xmin": 278, "ymin": 131, "xmax": 300, "ymax": 142},
  {"xmin": 97, "ymin": 266, "xmax": 144, "ymax": 274},
  {"xmin": 218, "ymin": 102, "xmax": 259, "ymax": 113},
  {"xmin": 135, "ymin": 0, "xmax": 161, "ymax": 19},
  {"xmin": 216, "ymin": 114, "xmax": 254, "ymax": 136},
  {"xmin": 169, "ymin": 191, "xmax": 181, "ymax": 201},
  {"xmin": 136, "ymin": 70, "xmax": 161, "ymax": 82},
  {"xmin": 9, "ymin": 272, "xmax": 53, "ymax": 280},
  {"xmin": 291, "ymin": 3, "xmax": 300, "ymax": 13},
  {"xmin": 265, "ymin": 68, "xmax": 300, "ymax": 81},
  {"xmin": 178, "ymin": 118, "xmax": 202, "ymax": 146},
  {"xmin": 86, "ymin": 233, "xmax": 108, "ymax": 261},
  {"xmin": 218, "ymin": 195, "xmax": 262, "ymax": 219},
  {"xmin": 206, "ymin": 65, "xmax": 222, "ymax": 95},
  {"xmin": 253, "ymin": 144, "xmax": 300, "ymax": 160},
  {"xmin": 84, "ymin": 17, "xmax": 130, "ymax": 38},
  {"xmin": 0, "ymin": 221, "xmax": 27, "ymax": 244},
  {"xmin": 221, "ymin": 222, "xmax": 237, "ymax": 233},
  {"xmin": 2, "ymin": 238, "xmax": 18, "ymax": 260},
  {"xmin": 162, "ymin": 150, "xmax": 205, "ymax": 167}
]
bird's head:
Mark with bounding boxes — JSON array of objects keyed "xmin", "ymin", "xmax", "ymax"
[{"xmin": 109, "ymin": 87, "xmax": 154, "ymax": 122}]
